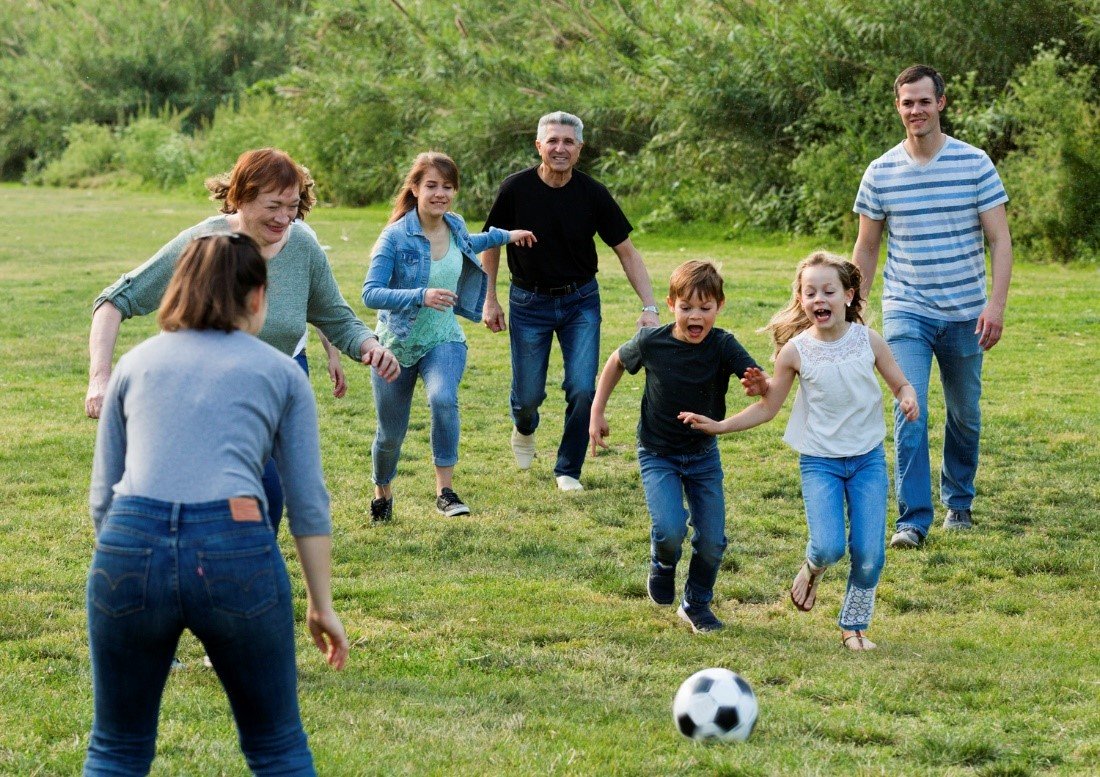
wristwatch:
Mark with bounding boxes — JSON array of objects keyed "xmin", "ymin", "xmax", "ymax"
[{"xmin": 641, "ymin": 305, "xmax": 659, "ymax": 315}]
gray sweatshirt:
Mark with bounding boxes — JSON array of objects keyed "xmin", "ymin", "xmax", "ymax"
[{"xmin": 90, "ymin": 329, "xmax": 331, "ymax": 536}]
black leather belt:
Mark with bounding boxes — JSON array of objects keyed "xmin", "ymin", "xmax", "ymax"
[{"xmin": 512, "ymin": 277, "xmax": 593, "ymax": 297}]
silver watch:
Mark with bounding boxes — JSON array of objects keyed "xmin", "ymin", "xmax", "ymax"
[{"xmin": 641, "ymin": 305, "xmax": 659, "ymax": 315}]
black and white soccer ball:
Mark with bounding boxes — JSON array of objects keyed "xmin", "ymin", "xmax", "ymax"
[{"xmin": 672, "ymin": 668, "xmax": 758, "ymax": 742}]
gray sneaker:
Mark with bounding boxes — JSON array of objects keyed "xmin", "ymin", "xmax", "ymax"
[
  {"xmin": 943, "ymin": 508, "xmax": 973, "ymax": 530},
  {"xmin": 889, "ymin": 528, "xmax": 923, "ymax": 549}
]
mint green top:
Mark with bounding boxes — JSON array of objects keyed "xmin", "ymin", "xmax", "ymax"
[
  {"xmin": 375, "ymin": 234, "xmax": 466, "ymax": 366},
  {"xmin": 93, "ymin": 215, "xmax": 372, "ymax": 359}
]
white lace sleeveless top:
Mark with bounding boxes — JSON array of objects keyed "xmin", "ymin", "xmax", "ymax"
[{"xmin": 782, "ymin": 323, "xmax": 886, "ymax": 457}]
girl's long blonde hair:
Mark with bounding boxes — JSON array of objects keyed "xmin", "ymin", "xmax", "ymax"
[{"xmin": 761, "ymin": 251, "xmax": 864, "ymax": 359}]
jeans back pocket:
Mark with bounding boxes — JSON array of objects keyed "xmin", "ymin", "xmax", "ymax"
[
  {"xmin": 197, "ymin": 545, "xmax": 278, "ymax": 619},
  {"xmin": 89, "ymin": 544, "xmax": 152, "ymax": 618}
]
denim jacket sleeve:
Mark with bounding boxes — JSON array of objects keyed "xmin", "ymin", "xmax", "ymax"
[
  {"xmin": 361, "ymin": 228, "xmax": 427, "ymax": 311},
  {"xmin": 466, "ymin": 225, "xmax": 511, "ymax": 255}
]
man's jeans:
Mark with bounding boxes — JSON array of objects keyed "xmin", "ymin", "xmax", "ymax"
[
  {"xmin": 84, "ymin": 497, "xmax": 314, "ymax": 776},
  {"xmin": 508, "ymin": 279, "xmax": 601, "ymax": 479},
  {"xmin": 883, "ymin": 311, "xmax": 983, "ymax": 538},
  {"xmin": 637, "ymin": 443, "xmax": 727, "ymax": 607},
  {"xmin": 799, "ymin": 444, "xmax": 887, "ymax": 631},
  {"xmin": 371, "ymin": 341, "xmax": 467, "ymax": 486}
]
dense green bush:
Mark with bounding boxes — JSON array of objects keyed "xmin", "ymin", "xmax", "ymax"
[{"xmin": 8, "ymin": 0, "xmax": 1100, "ymax": 260}]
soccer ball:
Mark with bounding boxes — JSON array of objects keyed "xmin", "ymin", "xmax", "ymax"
[{"xmin": 672, "ymin": 668, "xmax": 758, "ymax": 742}]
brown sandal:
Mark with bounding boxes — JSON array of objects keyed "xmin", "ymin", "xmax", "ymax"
[
  {"xmin": 790, "ymin": 560, "xmax": 826, "ymax": 612},
  {"xmin": 841, "ymin": 630, "xmax": 877, "ymax": 651}
]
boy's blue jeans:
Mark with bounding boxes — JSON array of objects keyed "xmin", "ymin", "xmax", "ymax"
[
  {"xmin": 799, "ymin": 443, "xmax": 888, "ymax": 631},
  {"xmin": 637, "ymin": 442, "xmax": 727, "ymax": 607},
  {"xmin": 883, "ymin": 311, "xmax": 983, "ymax": 538},
  {"xmin": 508, "ymin": 279, "xmax": 601, "ymax": 479},
  {"xmin": 84, "ymin": 497, "xmax": 314, "ymax": 776},
  {"xmin": 371, "ymin": 341, "xmax": 467, "ymax": 486}
]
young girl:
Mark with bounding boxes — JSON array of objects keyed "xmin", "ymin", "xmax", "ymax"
[
  {"xmin": 362, "ymin": 152, "xmax": 535, "ymax": 521},
  {"xmin": 680, "ymin": 251, "xmax": 918, "ymax": 651}
]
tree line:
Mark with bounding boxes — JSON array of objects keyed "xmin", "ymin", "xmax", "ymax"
[{"xmin": 3, "ymin": 0, "xmax": 1098, "ymax": 260}]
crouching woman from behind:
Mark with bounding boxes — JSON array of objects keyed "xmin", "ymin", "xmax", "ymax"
[{"xmin": 85, "ymin": 233, "xmax": 347, "ymax": 776}]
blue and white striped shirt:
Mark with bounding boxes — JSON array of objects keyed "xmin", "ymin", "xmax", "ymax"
[{"xmin": 853, "ymin": 136, "xmax": 1008, "ymax": 321}]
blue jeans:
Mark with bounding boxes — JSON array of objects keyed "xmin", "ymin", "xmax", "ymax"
[
  {"xmin": 260, "ymin": 353, "xmax": 310, "ymax": 532},
  {"xmin": 84, "ymin": 497, "xmax": 314, "ymax": 776},
  {"xmin": 883, "ymin": 311, "xmax": 983, "ymax": 538},
  {"xmin": 371, "ymin": 341, "xmax": 467, "ymax": 486},
  {"xmin": 508, "ymin": 279, "xmax": 601, "ymax": 479},
  {"xmin": 800, "ymin": 444, "xmax": 888, "ymax": 631},
  {"xmin": 637, "ymin": 443, "xmax": 727, "ymax": 607}
]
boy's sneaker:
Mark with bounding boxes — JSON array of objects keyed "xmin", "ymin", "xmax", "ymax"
[
  {"xmin": 436, "ymin": 488, "xmax": 471, "ymax": 517},
  {"xmin": 370, "ymin": 496, "xmax": 393, "ymax": 523},
  {"xmin": 677, "ymin": 602, "xmax": 724, "ymax": 633},
  {"xmin": 889, "ymin": 527, "xmax": 923, "ymax": 549},
  {"xmin": 943, "ymin": 508, "xmax": 973, "ymax": 530},
  {"xmin": 647, "ymin": 563, "xmax": 676, "ymax": 605},
  {"xmin": 510, "ymin": 427, "xmax": 537, "ymax": 470}
]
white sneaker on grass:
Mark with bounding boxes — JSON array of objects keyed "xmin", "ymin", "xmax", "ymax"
[
  {"xmin": 555, "ymin": 475, "xmax": 584, "ymax": 492},
  {"xmin": 511, "ymin": 427, "xmax": 537, "ymax": 470}
]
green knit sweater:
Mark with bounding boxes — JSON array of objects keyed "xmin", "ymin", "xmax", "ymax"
[{"xmin": 93, "ymin": 215, "xmax": 372, "ymax": 359}]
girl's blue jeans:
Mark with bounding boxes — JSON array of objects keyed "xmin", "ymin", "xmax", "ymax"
[
  {"xmin": 799, "ymin": 443, "xmax": 888, "ymax": 631},
  {"xmin": 637, "ymin": 442, "xmax": 727, "ymax": 607},
  {"xmin": 371, "ymin": 340, "xmax": 467, "ymax": 486},
  {"xmin": 84, "ymin": 496, "xmax": 314, "ymax": 776},
  {"xmin": 883, "ymin": 311, "xmax": 983, "ymax": 539}
]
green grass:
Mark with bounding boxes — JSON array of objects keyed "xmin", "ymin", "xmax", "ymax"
[{"xmin": 1, "ymin": 184, "xmax": 1097, "ymax": 775}]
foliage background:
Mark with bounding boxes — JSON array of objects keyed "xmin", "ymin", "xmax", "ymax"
[{"xmin": 3, "ymin": 0, "xmax": 1100, "ymax": 259}]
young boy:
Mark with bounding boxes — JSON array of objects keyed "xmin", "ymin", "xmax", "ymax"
[{"xmin": 589, "ymin": 261, "xmax": 765, "ymax": 633}]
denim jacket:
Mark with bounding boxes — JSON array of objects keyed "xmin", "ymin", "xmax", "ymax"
[{"xmin": 362, "ymin": 209, "xmax": 509, "ymax": 340}]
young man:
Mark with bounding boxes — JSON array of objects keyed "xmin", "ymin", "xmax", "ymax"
[
  {"xmin": 481, "ymin": 111, "xmax": 660, "ymax": 491},
  {"xmin": 851, "ymin": 64, "xmax": 1014, "ymax": 549},
  {"xmin": 589, "ymin": 261, "xmax": 764, "ymax": 633}
]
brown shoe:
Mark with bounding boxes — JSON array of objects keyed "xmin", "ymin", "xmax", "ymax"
[
  {"xmin": 790, "ymin": 560, "xmax": 826, "ymax": 612},
  {"xmin": 841, "ymin": 630, "xmax": 877, "ymax": 651}
]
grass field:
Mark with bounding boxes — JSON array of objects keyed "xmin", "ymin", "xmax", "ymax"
[{"xmin": 0, "ymin": 184, "xmax": 1097, "ymax": 775}]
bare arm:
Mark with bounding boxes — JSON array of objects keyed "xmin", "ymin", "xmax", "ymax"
[
  {"xmin": 480, "ymin": 246, "xmax": 506, "ymax": 332},
  {"xmin": 679, "ymin": 344, "xmax": 799, "ymax": 434},
  {"xmin": 86, "ymin": 303, "xmax": 123, "ymax": 418},
  {"xmin": 610, "ymin": 238, "xmax": 659, "ymax": 328},
  {"xmin": 589, "ymin": 350, "xmax": 627, "ymax": 455},
  {"xmin": 869, "ymin": 329, "xmax": 919, "ymax": 421},
  {"xmin": 292, "ymin": 534, "xmax": 348, "ymax": 669},
  {"xmin": 852, "ymin": 215, "xmax": 886, "ymax": 302},
  {"xmin": 977, "ymin": 204, "xmax": 1013, "ymax": 350}
]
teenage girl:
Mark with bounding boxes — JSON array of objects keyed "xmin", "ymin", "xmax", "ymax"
[{"xmin": 679, "ymin": 251, "xmax": 918, "ymax": 651}]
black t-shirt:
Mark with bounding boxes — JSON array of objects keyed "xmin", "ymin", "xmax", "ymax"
[
  {"xmin": 482, "ymin": 166, "xmax": 632, "ymax": 287},
  {"xmin": 618, "ymin": 324, "xmax": 760, "ymax": 456}
]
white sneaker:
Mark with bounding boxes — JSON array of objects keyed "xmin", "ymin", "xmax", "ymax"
[
  {"xmin": 511, "ymin": 427, "xmax": 537, "ymax": 470},
  {"xmin": 555, "ymin": 475, "xmax": 584, "ymax": 492}
]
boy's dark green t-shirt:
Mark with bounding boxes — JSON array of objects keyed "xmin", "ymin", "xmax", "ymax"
[{"xmin": 618, "ymin": 323, "xmax": 759, "ymax": 456}]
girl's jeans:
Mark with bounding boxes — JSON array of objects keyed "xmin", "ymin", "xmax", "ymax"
[
  {"xmin": 84, "ymin": 496, "xmax": 314, "ymax": 776},
  {"xmin": 799, "ymin": 443, "xmax": 888, "ymax": 631},
  {"xmin": 637, "ymin": 442, "xmax": 727, "ymax": 607},
  {"xmin": 371, "ymin": 341, "xmax": 467, "ymax": 486}
]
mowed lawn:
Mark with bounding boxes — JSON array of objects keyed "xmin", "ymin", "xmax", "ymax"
[{"xmin": 0, "ymin": 185, "xmax": 1097, "ymax": 775}]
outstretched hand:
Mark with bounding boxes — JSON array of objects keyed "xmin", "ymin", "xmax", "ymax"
[
  {"xmin": 678, "ymin": 411, "xmax": 725, "ymax": 435},
  {"xmin": 363, "ymin": 344, "xmax": 400, "ymax": 382},
  {"xmin": 509, "ymin": 229, "xmax": 537, "ymax": 247},
  {"xmin": 740, "ymin": 366, "xmax": 769, "ymax": 396}
]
